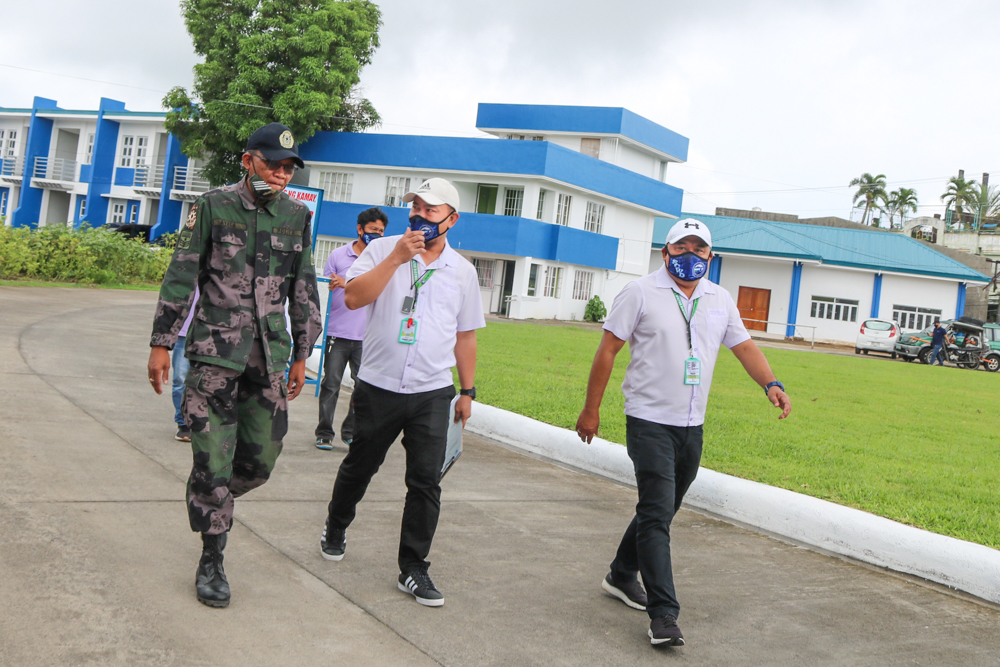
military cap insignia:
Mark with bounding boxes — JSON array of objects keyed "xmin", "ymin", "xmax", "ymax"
[
  {"xmin": 279, "ymin": 130, "xmax": 294, "ymax": 149},
  {"xmin": 185, "ymin": 204, "xmax": 198, "ymax": 229}
]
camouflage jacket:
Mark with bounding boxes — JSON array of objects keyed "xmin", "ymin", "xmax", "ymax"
[{"xmin": 150, "ymin": 178, "xmax": 322, "ymax": 375}]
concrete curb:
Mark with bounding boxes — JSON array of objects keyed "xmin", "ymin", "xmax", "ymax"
[{"xmin": 465, "ymin": 402, "xmax": 1000, "ymax": 605}]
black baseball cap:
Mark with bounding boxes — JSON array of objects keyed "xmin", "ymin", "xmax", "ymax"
[{"xmin": 245, "ymin": 123, "xmax": 304, "ymax": 168}]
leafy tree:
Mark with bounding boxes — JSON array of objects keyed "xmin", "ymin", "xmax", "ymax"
[
  {"xmin": 883, "ymin": 187, "xmax": 918, "ymax": 228},
  {"xmin": 850, "ymin": 173, "xmax": 887, "ymax": 226},
  {"xmin": 965, "ymin": 181, "xmax": 1000, "ymax": 228},
  {"xmin": 941, "ymin": 174, "xmax": 978, "ymax": 230},
  {"xmin": 164, "ymin": 0, "xmax": 382, "ymax": 187}
]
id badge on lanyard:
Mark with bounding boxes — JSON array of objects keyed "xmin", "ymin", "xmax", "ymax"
[
  {"xmin": 674, "ymin": 292, "xmax": 701, "ymax": 385},
  {"xmin": 399, "ymin": 317, "xmax": 418, "ymax": 344},
  {"xmin": 400, "ymin": 261, "xmax": 434, "ymax": 344}
]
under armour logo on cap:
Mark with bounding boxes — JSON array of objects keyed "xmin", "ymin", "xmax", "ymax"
[
  {"xmin": 684, "ymin": 222, "xmax": 700, "ymax": 229},
  {"xmin": 666, "ymin": 217, "xmax": 712, "ymax": 247}
]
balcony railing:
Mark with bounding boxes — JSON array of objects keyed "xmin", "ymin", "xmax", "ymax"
[
  {"xmin": 173, "ymin": 165, "xmax": 210, "ymax": 193},
  {"xmin": 133, "ymin": 163, "xmax": 165, "ymax": 189},
  {"xmin": 1, "ymin": 156, "xmax": 24, "ymax": 177},
  {"xmin": 33, "ymin": 156, "xmax": 77, "ymax": 182}
]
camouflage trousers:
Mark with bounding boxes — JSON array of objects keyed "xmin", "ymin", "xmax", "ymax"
[{"xmin": 182, "ymin": 337, "xmax": 288, "ymax": 535}]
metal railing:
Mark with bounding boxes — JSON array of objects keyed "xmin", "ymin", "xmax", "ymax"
[
  {"xmin": 173, "ymin": 165, "xmax": 210, "ymax": 193},
  {"xmin": 33, "ymin": 156, "xmax": 77, "ymax": 182},
  {"xmin": 133, "ymin": 163, "xmax": 165, "ymax": 189},
  {"xmin": 742, "ymin": 319, "xmax": 817, "ymax": 348},
  {"xmin": 1, "ymin": 156, "xmax": 23, "ymax": 177}
]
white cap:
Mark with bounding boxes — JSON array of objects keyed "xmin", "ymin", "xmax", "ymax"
[
  {"xmin": 402, "ymin": 177, "xmax": 461, "ymax": 211},
  {"xmin": 666, "ymin": 218, "xmax": 712, "ymax": 247}
]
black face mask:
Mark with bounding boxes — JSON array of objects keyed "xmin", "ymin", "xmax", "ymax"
[
  {"xmin": 409, "ymin": 213, "xmax": 452, "ymax": 242},
  {"xmin": 248, "ymin": 173, "xmax": 281, "ymax": 201},
  {"xmin": 361, "ymin": 231, "xmax": 382, "ymax": 245}
]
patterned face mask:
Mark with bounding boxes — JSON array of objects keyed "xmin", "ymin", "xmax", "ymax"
[
  {"xmin": 666, "ymin": 251, "xmax": 708, "ymax": 281},
  {"xmin": 361, "ymin": 231, "xmax": 382, "ymax": 245},
  {"xmin": 248, "ymin": 173, "xmax": 282, "ymax": 201},
  {"xmin": 409, "ymin": 214, "xmax": 450, "ymax": 242}
]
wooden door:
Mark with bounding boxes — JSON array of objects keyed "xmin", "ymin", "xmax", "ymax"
[{"xmin": 737, "ymin": 287, "xmax": 771, "ymax": 331}]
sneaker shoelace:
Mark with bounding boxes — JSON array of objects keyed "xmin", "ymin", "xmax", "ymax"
[{"xmin": 409, "ymin": 569, "xmax": 436, "ymax": 591}]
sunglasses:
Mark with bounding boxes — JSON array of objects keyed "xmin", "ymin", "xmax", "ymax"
[{"xmin": 251, "ymin": 153, "xmax": 298, "ymax": 175}]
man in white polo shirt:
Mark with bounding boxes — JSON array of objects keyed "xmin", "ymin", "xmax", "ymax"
[
  {"xmin": 576, "ymin": 218, "xmax": 791, "ymax": 647},
  {"xmin": 319, "ymin": 178, "xmax": 485, "ymax": 608}
]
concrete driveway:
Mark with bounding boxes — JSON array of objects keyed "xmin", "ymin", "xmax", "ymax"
[{"xmin": 2, "ymin": 285, "xmax": 998, "ymax": 666}]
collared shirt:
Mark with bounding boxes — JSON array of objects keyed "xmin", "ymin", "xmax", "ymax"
[
  {"xmin": 348, "ymin": 235, "xmax": 485, "ymax": 394},
  {"xmin": 603, "ymin": 266, "xmax": 751, "ymax": 427},
  {"xmin": 323, "ymin": 242, "xmax": 365, "ymax": 340}
]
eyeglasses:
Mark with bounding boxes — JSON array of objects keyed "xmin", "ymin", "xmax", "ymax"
[{"xmin": 251, "ymin": 153, "xmax": 298, "ymax": 175}]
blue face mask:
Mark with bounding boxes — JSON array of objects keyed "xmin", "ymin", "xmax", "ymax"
[
  {"xmin": 409, "ymin": 213, "xmax": 452, "ymax": 242},
  {"xmin": 361, "ymin": 231, "xmax": 382, "ymax": 245},
  {"xmin": 667, "ymin": 251, "xmax": 709, "ymax": 281}
]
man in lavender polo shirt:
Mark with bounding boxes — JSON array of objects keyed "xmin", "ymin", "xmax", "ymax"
[
  {"xmin": 315, "ymin": 207, "xmax": 388, "ymax": 450},
  {"xmin": 171, "ymin": 285, "xmax": 199, "ymax": 442},
  {"xmin": 576, "ymin": 218, "xmax": 791, "ymax": 648}
]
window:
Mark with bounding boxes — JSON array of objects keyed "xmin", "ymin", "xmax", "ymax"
[
  {"xmin": 503, "ymin": 187, "xmax": 523, "ymax": 217},
  {"xmin": 135, "ymin": 137, "xmax": 149, "ymax": 166},
  {"xmin": 536, "ymin": 190, "xmax": 547, "ymax": 220},
  {"xmin": 476, "ymin": 184, "xmax": 498, "ymax": 214},
  {"xmin": 527, "ymin": 263, "xmax": 539, "ymax": 296},
  {"xmin": 555, "ymin": 194, "xmax": 572, "ymax": 226},
  {"xmin": 544, "ymin": 266, "xmax": 563, "ymax": 298},
  {"xmin": 572, "ymin": 270, "xmax": 594, "ymax": 301},
  {"xmin": 503, "ymin": 134, "xmax": 544, "ymax": 141},
  {"xmin": 584, "ymin": 202, "xmax": 605, "ymax": 234},
  {"xmin": 314, "ymin": 239, "xmax": 347, "ymax": 273},
  {"xmin": 318, "ymin": 171, "xmax": 353, "ymax": 202},
  {"xmin": 2, "ymin": 129, "xmax": 17, "ymax": 158},
  {"xmin": 810, "ymin": 296, "xmax": 858, "ymax": 322},
  {"xmin": 111, "ymin": 202, "xmax": 126, "ymax": 224},
  {"xmin": 0, "ymin": 190, "xmax": 7, "ymax": 216},
  {"xmin": 120, "ymin": 136, "xmax": 134, "ymax": 167},
  {"xmin": 472, "ymin": 257, "xmax": 496, "ymax": 289},
  {"xmin": 78, "ymin": 196, "xmax": 85, "ymax": 218},
  {"xmin": 891, "ymin": 304, "xmax": 942, "ymax": 331},
  {"xmin": 383, "ymin": 176, "xmax": 410, "ymax": 207},
  {"xmin": 85, "ymin": 133, "xmax": 95, "ymax": 164},
  {"xmin": 580, "ymin": 138, "xmax": 601, "ymax": 159},
  {"xmin": 129, "ymin": 203, "xmax": 138, "ymax": 224}
]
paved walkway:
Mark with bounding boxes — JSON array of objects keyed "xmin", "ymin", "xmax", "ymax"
[{"xmin": 2, "ymin": 285, "xmax": 999, "ymax": 666}]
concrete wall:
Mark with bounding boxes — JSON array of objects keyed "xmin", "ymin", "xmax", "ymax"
[
  {"xmin": 879, "ymin": 274, "xmax": 958, "ymax": 325},
  {"xmin": 716, "ymin": 256, "xmax": 794, "ymax": 337}
]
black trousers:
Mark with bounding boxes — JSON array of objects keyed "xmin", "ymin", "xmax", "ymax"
[
  {"xmin": 610, "ymin": 416, "xmax": 703, "ymax": 620},
  {"xmin": 326, "ymin": 379, "xmax": 454, "ymax": 573}
]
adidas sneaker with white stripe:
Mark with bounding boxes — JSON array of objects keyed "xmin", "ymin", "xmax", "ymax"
[{"xmin": 397, "ymin": 569, "xmax": 444, "ymax": 607}]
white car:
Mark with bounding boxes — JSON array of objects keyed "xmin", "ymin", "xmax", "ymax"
[{"xmin": 855, "ymin": 318, "xmax": 899, "ymax": 358}]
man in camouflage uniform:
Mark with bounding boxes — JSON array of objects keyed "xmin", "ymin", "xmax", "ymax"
[{"xmin": 147, "ymin": 123, "xmax": 322, "ymax": 608}]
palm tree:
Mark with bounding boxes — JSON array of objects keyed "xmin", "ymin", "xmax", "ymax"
[
  {"xmin": 884, "ymin": 187, "xmax": 918, "ymax": 228},
  {"xmin": 850, "ymin": 173, "xmax": 887, "ymax": 226},
  {"xmin": 965, "ymin": 182, "xmax": 1000, "ymax": 228},
  {"xmin": 941, "ymin": 174, "xmax": 978, "ymax": 230}
]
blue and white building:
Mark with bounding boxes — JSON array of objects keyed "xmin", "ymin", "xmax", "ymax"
[
  {"xmin": 653, "ymin": 212, "xmax": 991, "ymax": 344},
  {"xmin": 2, "ymin": 98, "xmax": 687, "ymax": 321}
]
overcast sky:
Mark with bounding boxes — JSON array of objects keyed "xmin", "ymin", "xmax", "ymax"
[{"xmin": 4, "ymin": 0, "xmax": 998, "ymax": 220}]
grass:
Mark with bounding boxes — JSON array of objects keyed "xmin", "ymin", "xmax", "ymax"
[
  {"xmin": 0, "ymin": 279, "xmax": 161, "ymax": 291},
  {"xmin": 473, "ymin": 320, "xmax": 1000, "ymax": 549}
]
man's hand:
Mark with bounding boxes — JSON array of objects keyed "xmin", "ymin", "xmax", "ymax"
[
  {"xmin": 768, "ymin": 386, "xmax": 792, "ymax": 419},
  {"xmin": 328, "ymin": 273, "xmax": 346, "ymax": 290},
  {"xmin": 387, "ymin": 228, "xmax": 426, "ymax": 266},
  {"xmin": 147, "ymin": 346, "xmax": 171, "ymax": 395},
  {"xmin": 454, "ymin": 394, "xmax": 472, "ymax": 428},
  {"xmin": 287, "ymin": 359, "xmax": 307, "ymax": 400},
  {"xmin": 575, "ymin": 407, "xmax": 600, "ymax": 444}
]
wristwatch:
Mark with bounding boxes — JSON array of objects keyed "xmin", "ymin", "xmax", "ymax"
[
  {"xmin": 460, "ymin": 387, "xmax": 477, "ymax": 399},
  {"xmin": 764, "ymin": 380, "xmax": 784, "ymax": 395}
]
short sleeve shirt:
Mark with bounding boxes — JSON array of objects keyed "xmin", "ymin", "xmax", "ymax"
[
  {"xmin": 347, "ymin": 236, "xmax": 486, "ymax": 394},
  {"xmin": 603, "ymin": 266, "xmax": 751, "ymax": 427},
  {"xmin": 323, "ymin": 243, "xmax": 365, "ymax": 340}
]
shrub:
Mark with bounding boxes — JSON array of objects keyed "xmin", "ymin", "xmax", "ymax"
[
  {"xmin": 584, "ymin": 294, "xmax": 607, "ymax": 322},
  {"xmin": 0, "ymin": 224, "xmax": 175, "ymax": 285}
]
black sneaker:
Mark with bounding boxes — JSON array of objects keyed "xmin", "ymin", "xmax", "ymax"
[
  {"xmin": 649, "ymin": 614, "xmax": 684, "ymax": 646},
  {"xmin": 315, "ymin": 438, "xmax": 334, "ymax": 451},
  {"xmin": 397, "ymin": 568, "xmax": 444, "ymax": 607},
  {"xmin": 601, "ymin": 571, "xmax": 647, "ymax": 610},
  {"xmin": 320, "ymin": 519, "xmax": 345, "ymax": 561},
  {"xmin": 175, "ymin": 427, "xmax": 192, "ymax": 442}
]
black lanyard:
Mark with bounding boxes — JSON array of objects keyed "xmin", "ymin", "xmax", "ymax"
[{"xmin": 673, "ymin": 292, "xmax": 699, "ymax": 355}]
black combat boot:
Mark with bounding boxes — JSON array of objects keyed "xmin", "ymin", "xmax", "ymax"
[{"xmin": 195, "ymin": 532, "xmax": 230, "ymax": 607}]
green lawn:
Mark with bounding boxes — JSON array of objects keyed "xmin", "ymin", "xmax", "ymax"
[
  {"xmin": 473, "ymin": 320, "xmax": 1000, "ymax": 549},
  {"xmin": 0, "ymin": 279, "xmax": 160, "ymax": 291}
]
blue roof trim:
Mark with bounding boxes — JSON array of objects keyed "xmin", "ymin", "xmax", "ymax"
[
  {"xmin": 661, "ymin": 213, "xmax": 989, "ymax": 282},
  {"xmin": 475, "ymin": 103, "xmax": 689, "ymax": 162},
  {"xmin": 314, "ymin": 202, "xmax": 618, "ymax": 270},
  {"xmin": 299, "ymin": 132, "xmax": 683, "ymax": 217}
]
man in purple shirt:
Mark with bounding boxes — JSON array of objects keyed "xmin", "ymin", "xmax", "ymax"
[
  {"xmin": 172, "ymin": 285, "xmax": 200, "ymax": 442},
  {"xmin": 315, "ymin": 207, "xmax": 389, "ymax": 449}
]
